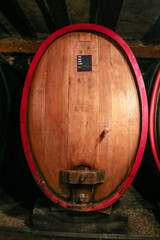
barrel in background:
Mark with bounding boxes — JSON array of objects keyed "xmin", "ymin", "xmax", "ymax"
[
  {"xmin": 133, "ymin": 60, "xmax": 160, "ymax": 204},
  {"xmin": 20, "ymin": 24, "xmax": 148, "ymax": 212},
  {"xmin": 149, "ymin": 62, "xmax": 160, "ymax": 172}
]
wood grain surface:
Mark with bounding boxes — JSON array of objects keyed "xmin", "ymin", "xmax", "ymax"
[{"xmin": 27, "ymin": 32, "xmax": 140, "ymax": 205}]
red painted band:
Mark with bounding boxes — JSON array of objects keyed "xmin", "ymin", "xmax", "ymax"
[
  {"xmin": 149, "ymin": 69, "xmax": 160, "ymax": 171},
  {"xmin": 20, "ymin": 24, "xmax": 148, "ymax": 211}
]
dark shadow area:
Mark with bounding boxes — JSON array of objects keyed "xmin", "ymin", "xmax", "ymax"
[
  {"xmin": 142, "ymin": 16, "xmax": 160, "ymax": 45},
  {"xmin": 0, "ymin": 54, "xmax": 42, "ymax": 213}
]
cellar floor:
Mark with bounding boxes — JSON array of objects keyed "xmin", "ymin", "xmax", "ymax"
[{"xmin": 0, "ymin": 186, "xmax": 160, "ymax": 240}]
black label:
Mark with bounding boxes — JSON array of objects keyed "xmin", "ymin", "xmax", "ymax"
[{"xmin": 77, "ymin": 55, "xmax": 92, "ymax": 72}]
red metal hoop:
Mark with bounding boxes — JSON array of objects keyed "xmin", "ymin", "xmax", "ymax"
[{"xmin": 149, "ymin": 69, "xmax": 160, "ymax": 171}]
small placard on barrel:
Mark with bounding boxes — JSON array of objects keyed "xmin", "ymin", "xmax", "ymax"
[{"xmin": 77, "ymin": 55, "xmax": 92, "ymax": 72}]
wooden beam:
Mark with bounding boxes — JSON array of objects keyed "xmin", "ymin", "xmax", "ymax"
[
  {"xmin": 97, "ymin": 0, "xmax": 124, "ymax": 30},
  {"xmin": 129, "ymin": 45, "xmax": 160, "ymax": 58},
  {"xmin": 35, "ymin": 0, "xmax": 56, "ymax": 33},
  {"xmin": 0, "ymin": 0, "xmax": 37, "ymax": 39},
  {"xmin": 0, "ymin": 40, "xmax": 160, "ymax": 58},
  {"xmin": 46, "ymin": 0, "xmax": 70, "ymax": 29},
  {"xmin": 0, "ymin": 40, "xmax": 42, "ymax": 53}
]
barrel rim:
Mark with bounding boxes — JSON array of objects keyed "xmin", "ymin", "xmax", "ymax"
[
  {"xmin": 20, "ymin": 23, "xmax": 148, "ymax": 211},
  {"xmin": 149, "ymin": 69, "xmax": 160, "ymax": 171}
]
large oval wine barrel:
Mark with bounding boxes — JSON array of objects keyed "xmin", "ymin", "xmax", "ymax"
[
  {"xmin": 20, "ymin": 24, "xmax": 148, "ymax": 211},
  {"xmin": 133, "ymin": 60, "xmax": 160, "ymax": 204}
]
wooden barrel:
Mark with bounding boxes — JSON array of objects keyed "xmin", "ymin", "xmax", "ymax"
[
  {"xmin": 20, "ymin": 24, "xmax": 148, "ymax": 211},
  {"xmin": 149, "ymin": 61, "xmax": 160, "ymax": 172},
  {"xmin": 133, "ymin": 60, "xmax": 160, "ymax": 204}
]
